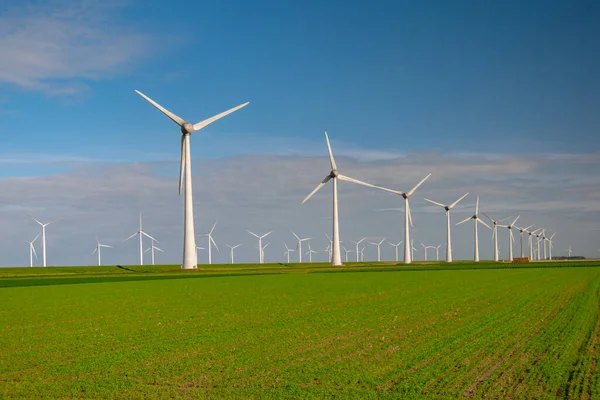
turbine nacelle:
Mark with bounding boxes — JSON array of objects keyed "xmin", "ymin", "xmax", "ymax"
[{"xmin": 181, "ymin": 122, "xmax": 194, "ymax": 134}]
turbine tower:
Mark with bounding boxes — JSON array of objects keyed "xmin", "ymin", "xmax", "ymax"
[
  {"xmin": 92, "ymin": 236, "xmax": 113, "ymax": 266},
  {"xmin": 566, "ymin": 245, "xmax": 572, "ymax": 258},
  {"xmin": 32, "ymin": 217, "xmax": 53, "ymax": 267},
  {"xmin": 435, "ymin": 244, "xmax": 442, "ymax": 261},
  {"xmin": 514, "ymin": 224, "xmax": 535, "ymax": 258},
  {"xmin": 291, "ymin": 231, "xmax": 311, "ymax": 263},
  {"xmin": 388, "ymin": 241, "xmax": 403, "ymax": 262},
  {"xmin": 369, "ymin": 238, "xmax": 386, "ymax": 262},
  {"xmin": 144, "ymin": 238, "xmax": 163, "ymax": 266},
  {"xmin": 200, "ymin": 221, "xmax": 219, "ymax": 265},
  {"xmin": 456, "ymin": 196, "xmax": 491, "ymax": 262},
  {"xmin": 226, "ymin": 244, "xmax": 241, "ymax": 264},
  {"xmin": 536, "ymin": 229, "xmax": 544, "ymax": 260},
  {"xmin": 527, "ymin": 228, "xmax": 541, "ymax": 260},
  {"xmin": 125, "ymin": 214, "xmax": 157, "ymax": 265},
  {"xmin": 305, "ymin": 243, "xmax": 317, "ymax": 263},
  {"xmin": 367, "ymin": 174, "xmax": 432, "ymax": 264},
  {"xmin": 351, "ymin": 238, "xmax": 366, "ymax": 262},
  {"xmin": 302, "ymin": 132, "xmax": 380, "ymax": 266},
  {"xmin": 134, "ymin": 90, "xmax": 249, "ymax": 270},
  {"xmin": 247, "ymin": 230, "xmax": 273, "ymax": 264},
  {"xmin": 342, "ymin": 246, "xmax": 351, "ymax": 262},
  {"xmin": 420, "ymin": 242, "xmax": 429, "ymax": 261},
  {"xmin": 547, "ymin": 233, "xmax": 556, "ymax": 260},
  {"xmin": 499, "ymin": 216, "xmax": 520, "ymax": 261},
  {"xmin": 424, "ymin": 192, "xmax": 469, "ymax": 263},
  {"xmin": 25, "ymin": 233, "xmax": 40, "ymax": 267},
  {"xmin": 260, "ymin": 242, "xmax": 269, "ymax": 263},
  {"xmin": 483, "ymin": 213, "xmax": 512, "ymax": 262},
  {"xmin": 195, "ymin": 246, "xmax": 204, "ymax": 266}
]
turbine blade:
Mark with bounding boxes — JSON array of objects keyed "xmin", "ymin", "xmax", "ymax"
[
  {"xmin": 424, "ymin": 198, "xmax": 446, "ymax": 208},
  {"xmin": 124, "ymin": 232, "xmax": 137, "ymax": 241},
  {"xmin": 210, "ymin": 220, "xmax": 218, "ymax": 235},
  {"xmin": 449, "ymin": 192, "xmax": 469, "ymax": 209},
  {"xmin": 511, "ymin": 215, "xmax": 520, "ymax": 226},
  {"xmin": 263, "ymin": 231, "xmax": 274, "ymax": 238},
  {"xmin": 134, "ymin": 90, "xmax": 184, "ymax": 126},
  {"xmin": 482, "ymin": 212, "xmax": 494, "ymax": 222},
  {"xmin": 477, "ymin": 219, "xmax": 492, "ymax": 230},
  {"xmin": 456, "ymin": 216, "xmax": 472, "ymax": 225},
  {"xmin": 337, "ymin": 174, "xmax": 379, "ymax": 190},
  {"xmin": 179, "ymin": 135, "xmax": 186, "ymax": 196},
  {"xmin": 475, "ymin": 196, "xmax": 480, "ymax": 215},
  {"xmin": 247, "ymin": 230, "xmax": 259, "ymax": 238},
  {"xmin": 92, "ymin": 247, "xmax": 97, "ymax": 255},
  {"xmin": 302, "ymin": 176, "xmax": 331, "ymax": 204},
  {"xmin": 324, "ymin": 131, "xmax": 337, "ymax": 171},
  {"xmin": 142, "ymin": 232, "xmax": 158, "ymax": 242},
  {"xmin": 407, "ymin": 200, "xmax": 414, "ymax": 227},
  {"xmin": 155, "ymin": 247, "xmax": 164, "ymax": 252},
  {"xmin": 33, "ymin": 233, "xmax": 41, "ymax": 243},
  {"xmin": 193, "ymin": 102, "xmax": 250, "ymax": 131},
  {"xmin": 210, "ymin": 236, "xmax": 219, "ymax": 251},
  {"xmin": 291, "ymin": 231, "xmax": 300, "ymax": 241},
  {"xmin": 407, "ymin": 173, "xmax": 432, "ymax": 196}
]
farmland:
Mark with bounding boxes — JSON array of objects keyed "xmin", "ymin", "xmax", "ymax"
[{"xmin": 1, "ymin": 262, "xmax": 599, "ymax": 398}]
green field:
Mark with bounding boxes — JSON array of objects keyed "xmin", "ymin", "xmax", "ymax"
[{"xmin": 1, "ymin": 262, "xmax": 599, "ymax": 398}]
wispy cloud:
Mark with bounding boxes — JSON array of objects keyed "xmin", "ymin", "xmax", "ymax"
[{"xmin": 0, "ymin": 0, "xmax": 153, "ymax": 95}]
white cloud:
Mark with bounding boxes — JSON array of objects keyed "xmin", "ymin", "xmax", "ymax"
[
  {"xmin": 0, "ymin": 149, "xmax": 599, "ymax": 267},
  {"xmin": 0, "ymin": 0, "xmax": 152, "ymax": 94}
]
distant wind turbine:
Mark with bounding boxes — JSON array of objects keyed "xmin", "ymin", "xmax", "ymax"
[
  {"xmin": 144, "ymin": 238, "xmax": 163, "ymax": 266},
  {"xmin": 25, "ymin": 233, "xmax": 40, "ymax": 267},
  {"xmin": 226, "ymin": 244, "xmax": 241, "ymax": 264},
  {"xmin": 566, "ymin": 245, "xmax": 572, "ymax": 258},
  {"xmin": 283, "ymin": 243, "xmax": 295, "ymax": 263},
  {"xmin": 247, "ymin": 230, "xmax": 273, "ymax": 264},
  {"xmin": 125, "ymin": 214, "xmax": 157, "ymax": 265},
  {"xmin": 514, "ymin": 224, "xmax": 535, "ymax": 258},
  {"xmin": 456, "ymin": 196, "xmax": 491, "ymax": 262},
  {"xmin": 92, "ymin": 236, "xmax": 113, "ymax": 266},
  {"xmin": 498, "ymin": 216, "xmax": 520, "ymax": 261},
  {"xmin": 291, "ymin": 231, "xmax": 311, "ymax": 263},
  {"xmin": 483, "ymin": 213, "xmax": 513, "ymax": 262},
  {"xmin": 302, "ymin": 132, "xmax": 390, "ymax": 266},
  {"xmin": 369, "ymin": 238, "xmax": 386, "ymax": 262},
  {"xmin": 195, "ymin": 246, "xmax": 204, "ymax": 266},
  {"xmin": 527, "ymin": 228, "xmax": 541, "ymax": 261},
  {"xmin": 31, "ymin": 217, "xmax": 54, "ymax": 267},
  {"xmin": 388, "ymin": 241, "xmax": 403, "ymax": 262},
  {"xmin": 435, "ymin": 244, "xmax": 442, "ymax": 261},
  {"xmin": 305, "ymin": 243, "xmax": 317, "ymax": 263},
  {"xmin": 134, "ymin": 90, "xmax": 249, "ymax": 269},
  {"xmin": 424, "ymin": 192, "xmax": 469, "ymax": 263},
  {"xmin": 342, "ymin": 246, "xmax": 351, "ymax": 262},
  {"xmin": 351, "ymin": 238, "xmax": 366, "ymax": 262},
  {"xmin": 369, "ymin": 174, "xmax": 432, "ymax": 264},
  {"xmin": 200, "ymin": 221, "xmax": 219, "ymax": 264}
]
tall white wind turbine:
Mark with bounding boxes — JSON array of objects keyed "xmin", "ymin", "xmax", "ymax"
[
  {"xmin": 514, "ymin": 224, "xmax": 535, "ymax": 258},
  {"xmin": 368, "ymin": 174, "xmax": 432, "ymax": 264},
  {"xmin": 483, "ymin": 213, "xmax": 513, "ymax": 262},
  {"xmin": 200, "ymin": 221, "xmax": 219, "ymax": 265},
  {"xmin": 125, "ymin": 214, "xmax": 157, "ymax": 265},
  {"xmin": 388, "ymin": 241, "xmax": 403, "ymax": 262},
  {"xmin": 498, "ymin": 216, "xmax": 520, "ymax": 261},
  {"xmin": 134, "ymin": 90, "xmax": 249, "ymax": 270},
  {"xmin": 369, "ymin": 238, "xmax": 386, "ymax": 262},
  {"xmin": 420, "ymin": 243, "xmax": 430, "ymax": 261},
  {"xmin": 342, "ymin": 246, "xmax": 351, "ymax": 262},
  {"xmin": 435, "ymin": 244, "xmax": 442, "ymax": 261},
  {"xmin": 302, "ymin": 132, "xmax": 381, "ymax": 266},
  {"xmin": 536, "ymin": 229, "xmax": 544, "ymax": 260},
  {"xmin": 456, "ymin": 196, "xmax": 491, "ymax": 262},
  {"xmin": 283, "ymin": 243, "xmax": 295, "ymax": 263},
  {"xmin": 25, "ymin": 233, "xmax": 40, "ymax": 267},
  {"xmin": 305, "ymin": 243, "xmax": 317, "ymax": 263},
  {"xmin": 547, "ymin": 233, "xmax": 556, "ymax": 260},
  {"xmin": 32, "ymin": 217, "xmax": 54, "ymax": 267},
  {"xmin": 527, "ymin": 228, "xmax": 541, "ymax": 260},
  {"xmin": 424, "ymin": 192, "xmax": 469, "ymax": 263},
  {"xmin": 144, "ymin": 238, "xmax": 163, "ymax": 266},
  {"xmin": 247, "ymin": 230, "xmax": 273, "ymax": 264},
  {"xmin": 291, "ymin": 231, "xmax": 311, "ymax": 263},
  {"xmin": 92, "ymin": 236, "xmax": 113, "ymax": 266},
  {"xmin": 351, "ymin": 238, "xmax": 366, "ymax": 262},
  {"xmin": 566, "ymin": 245, "xmax": 572, "ymax": 258},
  {"xmin": 226, "ymin": 244, "xmax": 241, "ymax": 264}
]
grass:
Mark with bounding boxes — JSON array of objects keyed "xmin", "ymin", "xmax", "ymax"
[{"xmin": 1, "ymin": 262, "xmax": 599, "ymax": 398}]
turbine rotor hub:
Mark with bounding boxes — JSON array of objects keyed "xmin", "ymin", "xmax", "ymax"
[
  {"xmin": 181, "ymin": 122, "xmax": 194, "ymax": 134},
  {"xmin": 331, "ymin": 169, "xmax": 339, "ymax": 178}
]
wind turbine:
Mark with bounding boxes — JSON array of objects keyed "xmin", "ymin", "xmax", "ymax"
[
  {"xmin": 359, "ymin": 246, "xmax": 365, "ymax": 262},
  {"xmin": 92, "ymin": 236, "xmax": 113, "ymax": 266},
  {"xmin": 305, "ymin": 243, "xmax": 317, "ymax": 263},
  {"xmin": 195, "ymin": 246, "xmax": 205, "ymax": 266},
  {"xmin": 536, "ymin": 229, "xmax": 544, "ymax": 260},
  {"xmin": 226, "ymin": 244, "xmax": 241, "ymax": 264},
  {"xmin": 247, "ymin": 230, "xmax": 273, "ymax": 264},
  {"xmin": 513, "ymin": 224, "xmax": 535, "ymax": 258},
  {"xmin": 424, "ymin": 192, "xmax": 469, "ymax": 263},
  {"xmin": 566, "ymin": 245, "xmax": 572, "ymax": 258},
  {"xmin": 420, "ymin": 242, "xmax": 430, "ymax": 261},
  {"xmin": 542, "ymin": 231, "xmax": 549, "ymax": 260},
  {"xmin": 125, "ymin": 214, "xmax": 157, "ymax": 265},
  {"xmin": 547, "ymin": 233, "xmax": 556, "ymax": 260},
  {"xmin": 25, "ymin": 233, "xmax": 40, "ymax": 267},
  {"xmin": 435, "ymin": 244, "xmax": 442, "ymax": 261},
  {"xmin": 31, "ymin": 217, "xmax": 54, "ymax": 267},
  {"xmin": 388, "ymin": 241, "xmax": 403, "ymax": 262},
  {"xmin": 291, "ymin": 231, "xmax": 311, "ymax": 263},
  {"xmin": 483, "ymin": 213, "xmax": 513, "ymax": 262},
  {"xmin": 368, "ymin": 174, "xmax": 432, "ymax": 264},
  {"xmin": 200, "ymin": 221, "xmax": 219, "ymax": 265},
  {"xmin": 527, "ymin": 228, "xmax": 541, "ymax": 260},
  {"xmin": 134, "ymin": 90, "xmax": 249, "ymax": 270},
  {"xmin": 144, "ymin": 239, "xmax": 163, "ymax": 266},
  {"xmin": 351, "ymin": 238, "xmax": 366, "ymax": 262},
  {"xmin": 369, "ymin": 238, "xmax": 386, "ymax": 262},
  {"xmin": 260, "ymin": 242, "xmax": 269, "ymax": 263},
  {"xmin": 303, "ymin": 132, "xmax": 385, "ymax": 266},
  {"xmin": 283, "ymin": 243, "xmax": 295, "ymax": 263},
  {"xmin": 456, "ymin": 196, "xmax": 491, "ymax": 262},
  {"xmin": 498, "ymin": 216, "xmax": 520, "ymax": 261},
  {"xmin": 411, "ymin": 239, "xmax": 419, "ymax": 261},
  {"xmin": 342, "ymin": 246, "xmax": 351, "ymax": 262}
]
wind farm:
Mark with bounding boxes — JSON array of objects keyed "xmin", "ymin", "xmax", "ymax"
[{"xmin": 1, "ymin": 1, "xmax": 599, "ymax": 399}]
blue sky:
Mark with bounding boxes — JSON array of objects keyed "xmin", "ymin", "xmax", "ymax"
[{"xmin": 0, "ymin": 0, "xmax": 599, "ymax": 265}]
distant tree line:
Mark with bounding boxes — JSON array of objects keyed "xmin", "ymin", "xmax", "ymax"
[{"xmin": 551, "ymin": 256, "xmax": 586, "ymax": 260}]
